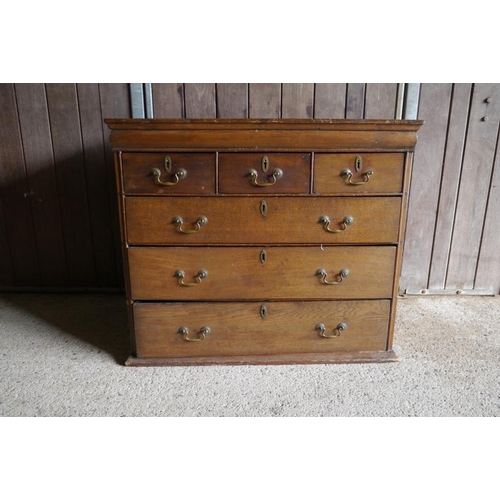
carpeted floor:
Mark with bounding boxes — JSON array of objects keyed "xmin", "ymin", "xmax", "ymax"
[{"xmin": 0, "ymin": 293, "xmax": 499, "ymax": 417}]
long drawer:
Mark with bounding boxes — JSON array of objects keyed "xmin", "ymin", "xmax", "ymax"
[
  {"xmin": 133, "ymin": 300, "xmax": 390, "ymax": 358},
  {"xmin": 125, "ymin": 196, "xmax": 401, "ymax": 245},
  {"xmin": 128, "ymin": 246, "xmax": 396, "ymax": 300}
]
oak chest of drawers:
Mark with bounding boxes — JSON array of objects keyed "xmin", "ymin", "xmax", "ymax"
[{"xmin": 105, "ymin": 119, "xmax": 423, "ymax": 366}]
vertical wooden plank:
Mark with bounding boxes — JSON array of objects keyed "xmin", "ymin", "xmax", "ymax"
[
  {"xmin": 0, "ymin": 83, "xmax": 41, "ymax": 286},
  {"xmin": 345, "ymin": 83, "xmax": 365, "ymax": 118},
  {"xmin": 475, "ymin": 126, "xmax": 500, "ymax": 291},
  {"xmin": 216, "ymin": 84, "xmax": 248, "ymax": 118},
  {"xmin": 45, "ymin": 83, "xmax": 96, "ymax": 287},
  {"xmin": 314, "ymin": 83, "xmax": 346, "ymax": 118},
  {"xmin": 400, "ymin": 83, "xmax": 453, "ymax": 291},
  {"xmin": 99, "ymin": 83, "xmax": 131, "ymax": 287},
  {"xmin": 281, "ymin": 83, "xmax": 314, "ymax": 118},
  {"xmin": 0, "ymin": 196, "xmax": 14, "ymax": 286},
  {"xmin": 446, "ymin": 83, "xmax": 500, "ymax": 289},
  {"xmin": 15, "ymin": 83, "xmax": 68, "ymax": 287},
  {"xmin": 152, "ymin": 83, "xmax": 184, "ymax": 118},
  {"xmin": 249, "ymin": 83, "xmax": 281, "ymax": 118},
  {"xmin": 77, "ymin": 83, "xmax": 118, "ymax": 287},
  {"xmin": 428, "ymin": 83, "xmax": 472, "ymax": 289},
  {"xmin": 184, "ymin": 84, "xmax": 216, "ymax": 118},
  {"xmin": 364, "ymin": 83, "xmax": 398, "ymax": 119}
]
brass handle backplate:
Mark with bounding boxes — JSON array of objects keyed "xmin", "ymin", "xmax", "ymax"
[
  {"xmin": 172, "ymin": 216, "xmax": 208, "ymax": 234},
  {"xmin": 151, "ymin": 155, "xmax": 187, "ymax": 186},
  {"xmin": 174, "ymin": 269, "xmax": 208, "ymax": 287},
  {"xmin": 316, "ymin": 268, "xmax": 349, "ymax": 285},
  {"xmin": 315, "ymin": 322, "xmax": 347, "ymax": 338},
  {"xmin": 319, "ymin": 215, "xmax": 354, "ymax": 233},
  {"xmin": 247, "ymin": 168, "xmax": 283, "ymax": 187},
  {"xmin": 246, "ymin": 156, "xmax": 283, "ymax": 187},
  {"xmin": 340, "ymin": 156, "xmax": 373, "ymax": 185},
  {"xmin": 178, "ymin": 326, "xmax": 211, "ymax": 342}
]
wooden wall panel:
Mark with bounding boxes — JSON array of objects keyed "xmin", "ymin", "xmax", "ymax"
[
  {"xmin": 400, "ymin": 83, "xmax": 453, "ymax": 292},
  {"xmin": 15, "ymin": 83, "xmax": 67, "ymax": 286},
  {"xmin": 364, "ymin": 83, "xmax": 398, "ymax": 119},
  {"xmin": 427, "ymin": 84, "xmax": 472, "ymax": 289},
  {"xmin": 77, "ymin": 83, "xmax": 117, "ymax": 287},
  {"xmin": 249, "ymin": 83, "xmax": 281, "ymax": 118},
  {"xmin": 282, "ymin": 83, "xmax": 314, "ymax": 118},
  {"xmin": 45, "ymin": 83, "xmax": 96, "ymax": 287},
  {"xmin": 0, "ymin": 84, "xmax": 41, "ymax": 286},
  {"xmin": 445, "ymin": 83, "xmax": 500, "ymax": 290},
  {"xmin": 0, "ymin": 201, "xmax": 14, "ymax": 286},
  {"xmin": 99, "ymin": 83, "xmax": 131, "ymax": 286},
  {"xmin": 152, "ymin": 83, "xmax": 184, "ymax": 118},
  {"xmin": 217, "ymin": 84, "xmax": 248, "ymax": 118},
  {"xmin": 345, "ymin": 83, "xmax": 366, "ymax": 119},
  {"xmin": 314, "ymin": 84, "xmax": 346, "ymax": 118},
  {"xmin": 475, "ymin": 129, "xmax": 500, "ymax": 290},
  {"xmin": 184, "ymin": 84, "xmax": 216, "ymax": 118},
  {"xmin": 0, "ymin": 83, "xmax": 130, "ymax": 290}
]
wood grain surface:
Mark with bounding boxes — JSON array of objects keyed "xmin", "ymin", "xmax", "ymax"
[
  {"xmin": 45, "ymin": 83, "xmax": 96, "ymax": 286},
  {"xmin": 133, "ymin": 300, "xmax": 390, "ymax": 358},
  {"xmin": 400, "ymin": 83, "xmax": 452, "ymax": 291},
  {"xmin": 122, "ymin": 153, "xmax": 215, "ymax": 194},
  {"xmin": 15, "ymin": 83, "xmax": 67, "ymax": 286},
  {"xmin": 217, "ymin": 84, "xmax": 248, "ymax": 118},
  {"xmin": 0, "ymin": 84, "xmax": 40, "ymax": 286},
  {"xmin": 446, "ymin": 83, "xmax": 500, "ymax": 289},
  {"xmin": 249, "ymin": 84, "xmax": 281, "ymax": 118},
  {"xmin": 127, "ymin": 246, "xmax": 396, "ymax": 300},
  {"xmin": 314, "ymin": 153, "xmax": 405, "ymax": 194},
  {"xmin": 218, "ymin": 153, "xmax": 310, "ymax": 193},
  {"xmin": 125, "ymin": 196, "xmax": 401, "ymax": 245}
]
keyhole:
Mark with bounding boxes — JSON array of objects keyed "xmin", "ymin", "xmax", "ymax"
[
  {"xmin": 260, "ymin": 200, "xmax": 267, "ymax": 217},
  {"xmin": 260, "ymin": 250, "xmax": 267, "ymax": 264},
  {"xmin": 355, "ymin": 156, "xmax": 362, "ymax": 172},
  {"xmin": 260, "ymin": 305, "xmax": 267, "ymax": 319},
  {"xmin": 262, "ymin": 156, "xmax": 269, "ymax": 173}
]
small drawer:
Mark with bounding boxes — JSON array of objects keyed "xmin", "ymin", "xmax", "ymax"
[
  {"xmin": 122, "ymin": 153, "xmax": 215, "ymax": 194},
  {"xmin": 219, "ymin": 153, "xmax": 310, "ymax": 194},
  {"xmin": 314, "ymin": 153, "xmax": 405, "ymax": 194},
  {"xmin": 125, "ymin": 196, "xmax": 401, "ymax": 245},
  {"xmin": 128, "ymin": 246, "xmax": 396, "ymax": 301},
  {"xmin": 133, "ymin": 300, "xmax": 390, "ymax": 358}
]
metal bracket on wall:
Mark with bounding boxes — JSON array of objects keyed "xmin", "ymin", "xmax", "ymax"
[
  {"xmin": 130, "ymin": 83, "xmax": 154, "ymax": 118},
  {"xmin": 396, "ymin": 83, "xmax": 421, "ymax": 119}
]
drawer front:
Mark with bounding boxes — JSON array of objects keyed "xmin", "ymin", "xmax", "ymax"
[
  {"xmin": 126, "ymin": 196, "xmax": 401, "ymax": 245},
  {"xmin": 219, "ymin": 153, "xmax": 310, "ymax": 194},
  {"xmin": 128, "ymin": 246, "xmax": 396, "ymax": 300},
  {"xmin": 134, "ymin": 300, "xmax": 390, "ymax": 358},
  {"xmin": 314, "ymin": 153, "xmax": 405, "ymax": 194},
  {"xmin": 122, "ymin": 153, "xmax": 215, "ymax": 194}
]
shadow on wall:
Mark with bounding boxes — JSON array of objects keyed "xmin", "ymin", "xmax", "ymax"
[{"xmin": 0, "ymin": 293, "xmax": 130, "ymax": 364}]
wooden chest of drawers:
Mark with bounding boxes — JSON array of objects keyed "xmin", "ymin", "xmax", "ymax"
[{"xmin": 105, "ymin": 119, "xmax": 423, "ymax": 366}]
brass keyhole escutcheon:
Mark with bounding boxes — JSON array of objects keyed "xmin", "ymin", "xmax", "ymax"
[
  {"xmin": 262, "ymin": 156, "xmax": 269, "ymax": 173},
  {"xmin": 260, "ymin": 249, "xmax": 267, "ymax": 264},
  {"xmin": 260, "ymin": 305, "xmax": 267, "ymax": 319},
  {"xmin": 260, "ymin": 200, "xmax": 267, "ymax": 217},
  {"xmin": 355, "ymin": 156, "xmax": 362, "ymax": 172}
]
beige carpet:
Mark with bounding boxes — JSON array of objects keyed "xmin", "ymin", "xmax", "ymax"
[{"xmin": 1, "ymin": 293, "xmax": 499, "ymax": 417}]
